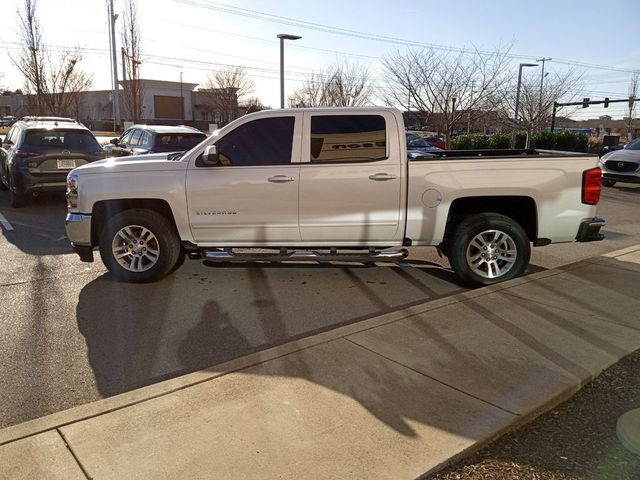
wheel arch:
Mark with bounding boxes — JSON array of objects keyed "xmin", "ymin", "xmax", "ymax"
[
  {"xmin": 91, "ymin": 198, "xmax": 178, "ymax": 246},
  {"xmin": 442, "ymin": 196, "xmax": 538, "ymax": 247}
]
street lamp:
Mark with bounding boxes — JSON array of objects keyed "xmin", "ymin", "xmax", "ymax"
[
  {"xmin": 277, "ymin": 33, "xmax": 301, "ymax": 108},
  {"xmin": 512, "ymin": 63, "xmax": 538, "ymax": 148},
  {"xmin": 180, "ymin": 69, "xmax": 184, "ymax": 120},
  {"xmin": 536, "ymin": 57, "xmax": 552, "ymax": 129}
]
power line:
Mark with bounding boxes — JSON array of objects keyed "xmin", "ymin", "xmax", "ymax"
[{"xmin": 171, "ymin": 0, "xmax": 639, "ymax": 74}]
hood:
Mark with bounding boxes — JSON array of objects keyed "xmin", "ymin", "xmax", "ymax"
[
  {"xmin": 601, "ymin": 149, "xmax": 640, "ymax": 163},
  {"xmin": 72, "ymin": 152, "xmax": 189, "ymax": 175}
]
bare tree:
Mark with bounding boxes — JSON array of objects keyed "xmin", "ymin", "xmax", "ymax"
[
  {"xmin": 121, "ymin": 0, "xmax": 143, "ymax": 122},
  {"xmin": 201, "ymin": 67, "xmax": 255, "ymax": 124},
  {"xmin": 241, "ymin": 96, "xmax": 265, "ymax": 114},
  {"xmin": 14, "ymin": 0, "xmax": 44, "ymax": 113},
  {"xmin": 289, "ymin": 70, "xmax": 327, "ymax": 107},
  {"xmin": 500, "ymin": 69, "xmax": 583, "ymax": 135},
  {"xmin": 289, "ymin": 61, "xmax": 373, "ymax": 107},
  {"xmin": 12, "ymin": 0, "xmax": 93, "ymax": 116},
  {"xmin": 381, "ymin": 45, "xmax": 513, "ymax": 142}
]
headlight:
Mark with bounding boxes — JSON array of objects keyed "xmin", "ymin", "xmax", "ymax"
[{"xmin": 66, "ymin": 173, "xmax": 79, "ymax": 210}]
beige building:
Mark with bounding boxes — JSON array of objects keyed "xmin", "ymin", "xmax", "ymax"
[{"xmin": 0, "ymin": 79, "xmax": 237, "ymax": 131}]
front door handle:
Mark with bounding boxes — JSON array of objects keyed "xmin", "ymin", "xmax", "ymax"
[
  {"xmin": 369, "ymin": 173, "xmax": 397, "ymax": 181},
  {"xmin": 268, "ymin": 175, "xmax": 295, "ymax": 183}
]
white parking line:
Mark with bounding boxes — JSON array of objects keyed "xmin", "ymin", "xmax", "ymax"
[{"xmin": 0, "ymin": 213, "xmax": 14, "ymax": 231}]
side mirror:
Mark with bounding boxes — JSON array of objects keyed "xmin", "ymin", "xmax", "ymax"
[
  {"xmin": 110, "ymin": 138, "xmax": 119, "ymax": 145},
  {"xmin": 202, "ymin": 145, "xmax": 219, "ymax": 165}
]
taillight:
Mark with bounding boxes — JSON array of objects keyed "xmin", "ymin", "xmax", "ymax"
[
  {"xmin": 15, "ymin": 150, "xmax": 40, "ymax": 159},
  {"xmin": 582, "ymin": 167, "xmax": 602, "ymax": 205}
]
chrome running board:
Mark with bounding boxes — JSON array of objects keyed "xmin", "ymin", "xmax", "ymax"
[{"xmin": 202, "ymin": 247, "xmax": 408, "ymax": 263}]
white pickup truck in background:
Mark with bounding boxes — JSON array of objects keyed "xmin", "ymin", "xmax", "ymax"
[{"xmin": 65, "ymin": 107, "xmax": 605, "ymax": 286}]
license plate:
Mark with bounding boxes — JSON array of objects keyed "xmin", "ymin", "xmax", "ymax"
[{"xmin": 57, "ymin": 159, "xmax": 76, "ymax": 169}]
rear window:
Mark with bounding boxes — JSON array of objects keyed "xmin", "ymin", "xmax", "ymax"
[
  {"xmin": 24, "ymin": 129, "xmax": 101, "ymax": 152},
  {"xmin": 154, "ymin": 133, "xmax": 206, "ymax": 149}
]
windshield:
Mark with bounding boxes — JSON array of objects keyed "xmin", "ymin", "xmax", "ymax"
[
  {"xmin": 23, "ymin": 129, "xmax": 101, "ymax": 152},
  {"xmin": 626, "ymin": 138, "xmax": 640, "ymax": 151},
  {"xmin": 406, "ymin": 133, "xmax": 430, "ymax": 148},
  {"xmin": 154, "ymin": 133, "xmax": 206, "ymax": 149}
]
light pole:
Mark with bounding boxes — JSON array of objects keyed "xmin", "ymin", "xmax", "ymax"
[
  {"xmin": 180, "ymin": 69, "xmax": 184, "ymax": 120},
  {"xmin": 512, "ymin": 63, "xmax": 538, "ymax": 148},
  {"xmin": 536, "ymin": 57, "xmax": 552, "ymax": 130},
  {"xmin": 107, "ymin": 0, "xmax": 120, "ymax": 131},
  {"xmin": 277, "ymin": 33, "xmax": 301, "ymax": 108}
]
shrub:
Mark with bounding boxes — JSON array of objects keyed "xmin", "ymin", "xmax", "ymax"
[
  {"xmin": 514, "ymin": 131, "xmax": 528, "ymax": 149},
  {"xmin": 451, "ymin": 134, "xmax": 474, "ymax": 150},
  {"xmin": 532, "ymin": 131, "xmax": 556, "ymax": 150},
  {"xmin": 490, "ymin": 133, "xmax": 511, "ymax": 149}
]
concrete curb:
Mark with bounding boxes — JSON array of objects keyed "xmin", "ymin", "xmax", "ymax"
[{"xmin": 2, "ymin": 244, "xmax": 639, "ymax": 450}]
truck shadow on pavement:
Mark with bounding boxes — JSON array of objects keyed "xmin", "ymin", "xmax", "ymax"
[
  {"xmin": 75, "ymin": 255, "xmax": 640, "ymax": 441},
  {"xmin": 76, "ymin": 260, "xmax": 465, "ymax": 398}
]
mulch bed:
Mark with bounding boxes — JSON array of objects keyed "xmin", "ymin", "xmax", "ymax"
[{"xmin": 427, "ymin": 349, "xmax": 640, "ymax": 480}]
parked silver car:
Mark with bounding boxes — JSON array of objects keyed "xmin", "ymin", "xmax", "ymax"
[{"xmin": 598, "ymin": 138, "xmax": 640, "ymax": 187}]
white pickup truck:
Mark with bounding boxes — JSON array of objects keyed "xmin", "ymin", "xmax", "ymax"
[{"xmin": 65, "ymin": 107, "xmax": 605, "ymax": 286}]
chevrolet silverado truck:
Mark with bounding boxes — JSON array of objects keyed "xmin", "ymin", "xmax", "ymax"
[{"xmin": 64, "ymin": 107, "xmax": 605, "ymax": 286}]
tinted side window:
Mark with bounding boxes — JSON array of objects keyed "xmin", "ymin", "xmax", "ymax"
[
  {"xmin": 3, "ymin": 127, "xmax": 15, "ymax": 145},
  {"xmin": 141, "ymin": 131, "xmax": 153, "ymax": 146},
  {"xmin": 8, "ymin": 126, "xmax": 21, "ymax": 146},
  {"xmin": 310, "ymin": 115, "xmax": 386, "ymax": 163},
  {"xmin": 120, "ymin": 129, "xmax": 134, "ymax": 145},
  {"xmin": 130, "ymin": 130, "xmax": 144, "ymax": 146},
  {"xmin": 216, "ymin": 117, "xmax": 294, "ymax": 166}
]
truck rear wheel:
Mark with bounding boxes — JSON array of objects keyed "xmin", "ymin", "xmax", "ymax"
[
  {"xmin": 448, "ymin": 213, "xmax": 530, "ymax": 287},
  {"xmin": 99, "ymin": 208, "xmax": 181, "ymax": 283}
]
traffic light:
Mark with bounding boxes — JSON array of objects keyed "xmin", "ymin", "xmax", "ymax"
[
  {"xmin": 582, "ymin": 97, "xmax": 590, "ymax": 108},
  {"xmin": 604, "ymin": 97, "xmax": 610, "ymax": 108}
]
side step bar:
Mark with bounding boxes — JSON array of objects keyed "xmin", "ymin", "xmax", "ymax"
[{"xmin": 200, "ymin": 247, "xmax": 408, "ymax": 264}]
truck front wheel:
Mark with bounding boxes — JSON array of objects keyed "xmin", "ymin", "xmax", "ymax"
[
  {"xmin": 99, "ymin": 208, "xmax": 181, "ymax": 283},
  {"xmin": 448, "ymin": 213, "xmax": 530, "ymax": 287}
]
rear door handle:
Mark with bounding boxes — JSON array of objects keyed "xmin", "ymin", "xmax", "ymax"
[
  {"xmin": 369, "ymin": 173, "xmax": 397, "ymax": 181},
  {"xmin": 268, "ymin": 175, "xmax": 295, "ymax": 183}
]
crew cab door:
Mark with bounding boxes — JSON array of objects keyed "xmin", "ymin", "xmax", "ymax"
[
  {"xmin": 299, "ymin": 112, "xmax": 404, "ymax": 243},
  {"xmin": 185, "ymin": 114, "xmax": 302, "ymax": 244}
]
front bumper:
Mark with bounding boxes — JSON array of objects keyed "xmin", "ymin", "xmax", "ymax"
[
  {"xmin": 65, "ymin": 213, "xmax": 94, "ymax": 262},
  {"xmin": 576, "ymin": 216, "xmax": 606, "ymax": 242},
  {"xmin": 602, "ymin": 172, "xmax": 640, "ymax": 184}
]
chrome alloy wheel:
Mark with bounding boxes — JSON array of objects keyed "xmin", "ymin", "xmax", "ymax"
[
  {"xmin": 111, "ymin": 225, "xmax": 160, "ymax": 272},
  {"xmin": 465, "ymin": 229, "xmax": 517, "ymax": 279}
]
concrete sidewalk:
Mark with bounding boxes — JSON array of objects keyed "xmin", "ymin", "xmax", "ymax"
[{"xmin": 2, "ymin": 245, "xmax": 640, "ymax": 480}]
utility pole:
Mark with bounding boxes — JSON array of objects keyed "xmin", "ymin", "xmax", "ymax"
[
  {"xmin": 108, "ymin": 0, "xmax": 120, "ymax": 131},
  {"xmin": 512, "ymin": 63, "xmax": 538, "ymax": 148},
  {"xmin": 467, "ymin": 81, "xmax": 475, "ymax": 134},
  {"xmin": 628, "ymin": 73, "xmax": 638, "ymax": 141},
  {"xmin": 536, "ymin": 57, "xmax": 552, "ymax": 130}
]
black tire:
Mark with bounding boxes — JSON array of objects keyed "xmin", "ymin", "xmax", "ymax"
[
  {"xmin": 99, "ymin": 208, "xmax": 182, "ymax": 283},
  {"xmin": 8, "ymin": 173, "xmax": 24, "ymax": 208},
  {"xmin": 602, "ymin": 179, "xmax": 616, "ymax": 187},
  {"xmin": 448, "ymin": 213, "xmax": 531, "ymax": 287}
]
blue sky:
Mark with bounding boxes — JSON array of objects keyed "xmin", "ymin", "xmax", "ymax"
[{"xmin": 0, "ymin": 0, "xmax": 638, "ymax": 119}]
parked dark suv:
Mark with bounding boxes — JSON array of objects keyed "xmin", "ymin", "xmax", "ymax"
[
  {"xmin": 0, "ymin": 117, "xmax": 105, "ymax": 207},
  {"xmin": 103, "ymin": 124, "xmax": 207, "ymax": 157}
]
